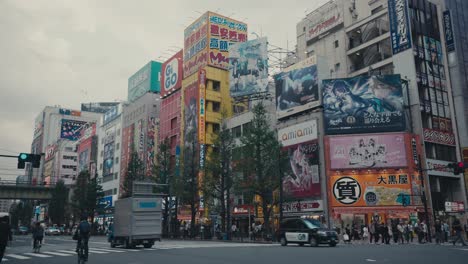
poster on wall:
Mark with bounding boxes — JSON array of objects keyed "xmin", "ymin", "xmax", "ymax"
[
  {"xmin": 120, "ymin": 124, "xmax": 134, "ymax": 187},
  {"xmin": 78, "ymin": 149, "xmax": 89, "ymax": 173},
  {"xmin": 207, "ymin": 12, "xmax": 248, "ymax": 70},
  {"xmin": 328, "ymin": 133, "xmax": 408, "ymax": 170},
  {"xmin": 388, "ymin": 0, "xmax": 412, "ymax": 54},
  {"xmin": 323, "ymin": 74, "xmax": 405, "ymax": 134},
  {"xmin": 443, "ymin": 10, "xmax": 455, "ymax": 53},
  {"xmin": 60, "ymin": 119, "xmax": 88, "ymax": 141},
  {"xmin": 184, "ymin": 13, "xmax": 208, "ymax": 78},
  {"xmin": 331, "ymin": 173, "xmax": 411, "ymax": 207},
  {"xmin": 275, "ymin": 56, "xmax": 319, "ymax": 119},
  {"xmin": 146, "ymin": 116, "xmax": 157, "ymax": 176},
  {"xmin": 103, "ymin": 142, "xmax": 115, "ymax": 177},
  {"xmin": 184, "ymin": 78, "xmax": 199, "ymax": 150},
  {"xmin": 228, "ymin": 37, "xmax": 269, "ymax": 97}
]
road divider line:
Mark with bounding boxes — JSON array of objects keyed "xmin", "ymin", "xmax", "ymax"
[
  {"xmin": 366, "ymin": 259, "xmax": 377, "ymax": 262},
  {"xmin": 56, "ymin": 250, "xmax": 77, "ymax": 254},
  {"xmin": 23, "ymin": 253, "xmax": 52, "ymax": 258},
  {"xmin": 94, "ymin": 248, "xmax": 126, "ymax": 252},
  {"xmin": 88, "ymin": 250, "xmax": 109, "ymax": 254},
  {"xmin": 42, "ymin": 251, "xmax": 72, "ymax": 256},
  {"xmin": 6, "ymin": 254, "xmax": 30, "ymax": 260}
]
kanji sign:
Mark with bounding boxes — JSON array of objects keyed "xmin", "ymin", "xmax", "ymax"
[{"xmin": 333, "ymin": 177, "xmax": 361, "ymax": 205}]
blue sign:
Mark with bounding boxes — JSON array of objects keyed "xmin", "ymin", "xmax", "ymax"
[
  {"xmin": 139, "ymin": 202, "xmax": 157, "ymax": 209},
  {"xmin": 443, "ymin": 10, "xmax": 455, "ymax": 53},
  {"xmin": 323, "ymin": 75, "xmax": 405, "ymax": 135},
  {"xmin": 103, "ymin": 106, "xmax": 119, "ymax": 125},
  {"xmin": 100, "ymin": 196, "xmax": 113, "ymax": 208},
  {"xmin": 388, "ymin": 0, "xmax": 412, "ymax": 55}
]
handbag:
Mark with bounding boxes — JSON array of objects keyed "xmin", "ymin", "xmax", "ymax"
[{"xmin": 343, "ymin": 234, "xmax": 350, "ymax": 241}]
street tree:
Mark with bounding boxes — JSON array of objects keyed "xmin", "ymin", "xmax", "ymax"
[
  {"xmin": 203, "ymin": 117, "xmax": 234, "ymax": 235},
  {"xmin": 238, "ymin": 102, "xmax": 285, "ymax": 238},
  {"xmin": 9, "ymin": 201, "xmax": 33, "ymax": 227},
  {"xmin": 120, "ymin": 150, "xmax": 145, "ymax": 198},
  {"xmin": 48, "ymin": 180, "xmax": 69, "ymax": 225},
  {"xmin": 71, "ymin": 170, "xmax": 104, "ymax": 224}
]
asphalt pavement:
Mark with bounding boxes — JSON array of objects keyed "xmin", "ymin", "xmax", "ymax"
[{"xmin": 2, "ymin": 235, "xmax": 467, "ymax": 264}]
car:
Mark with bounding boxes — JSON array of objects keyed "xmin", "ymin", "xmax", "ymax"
[
  {"xmin": 45, "ymin": 227, "xmax": 61, "ymax": 236},
  {"xmin": 18, "ymin": 226, "xmax": 29, "ymax": 235},
  {"xmin": 278, "ymin": 218, "xmax": 338, "ymax": 247}
]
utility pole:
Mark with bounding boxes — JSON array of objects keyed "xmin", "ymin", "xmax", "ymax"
[{"xmin": 418, "ymin": 155, "xmax": 432, "ymax": 243}]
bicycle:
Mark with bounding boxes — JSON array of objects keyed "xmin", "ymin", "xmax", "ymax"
[
  {"xmin": 77, "ymin": 239, "xmax": 88, "ymax": 264},
  {"xmin": 33, "ymin": 237, "xmax": 42, "ymax": 253}
]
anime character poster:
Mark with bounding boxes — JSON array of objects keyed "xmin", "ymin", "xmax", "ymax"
[
  {"xmin": 183, "ymin": 80, "xmax": 198, "ymax": 162},
  {"xmin": 229, "ymin": 37, "xmax": 269, "ymax": 97},
  {"xmin": 60, "ymin": 119, "xmax": 88, "ymax": 140},
  {"xmin": 323, "ymin": 75, "xmax": 405, "ymax": 135},
  {"xmin": 283, "ymin": 140, "xmax": 321, "ymax": 199},
  {"xmin": 103, "ymin": 142, "xmax": 115, "ymax": 177},
  {"xmin": 275, "ymin": 57, "xmax": 319, "ymax": 119}
]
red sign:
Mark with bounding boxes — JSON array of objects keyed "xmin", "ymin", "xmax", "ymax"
[
  {"xmin": 233, "ymin": 205, "xmax": 254, "ymax": 215},
  {"xmin": 161, "ymin": 50, "xmax": 183, "ymax": 97},
  {"xmin": 423, "ymin": 128, "xmax": 455, "ymax": 146}
]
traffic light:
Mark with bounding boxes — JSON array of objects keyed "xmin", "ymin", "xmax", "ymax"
[
  {"xmin": 447, "ymin": 162, "xmax": 465, "ymax": 175},
  {"xmin": 17, "ymin": 153, "xmax": 41, "ymax": 169}
]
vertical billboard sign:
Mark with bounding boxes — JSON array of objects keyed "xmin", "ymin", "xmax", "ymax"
[
  {"xmin": 183, "ymin": 78, "xmax": 199, "ymax": 149},
  {"xmin": 146, "ymin": 116, "xmax": 157, "ymax": 176},
  {"xmin": 323, "ymin": 74, "xmax": 405, "ymax": 134},
  {"xmin": 33, "ymin": 112, "xmax": 44, "ymax": 139},
  {"xmin": 388, "ymin": 0, "xmax": 412, "ymax": 54},
  {"xmin": 443, "ymin": 11, "xmax": 455, "ymax": 53},
  {"xmin": 278, "ymin": 120, "xmax": 320, "ymax": 198},
  {"xmin": 161, "ymin": 50, "xmax": 183, "ymax": 97},
  {"xmin": 228, "ymin": 37, "xmax": 269, "ymax": 97},
  {"xmin": 198, "ymin": 69, "xmax": 206, "ymax": 144},
  {"xmin": 328, "ymin": 133, "xmax": 408, "ymax": 170},
  {"xmin": 275, "ymin": 56, "xmax": 319, "ymax": 119},
  {"xmin": 120, "ymin": 124, "xmax": 134, "ymax": 191},
  {"xmin": 207, "ymin": 12, "xmax": 248, "ymax": 70},
  {"xmin": 103, "ymin": 106, "xmax": 119, "ymax": 125},
  {"xmin": 60, "ymin": 119, "xmax": 88, "ymax": 141},
  {"xmin": 184, "ymin": 13, "xmax": 209, "ymax": 78}
]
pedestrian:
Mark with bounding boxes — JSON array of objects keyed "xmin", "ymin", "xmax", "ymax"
[
  {"xmin": 231, "ymin": 223, "xmax": 237, "ymax": 239},
  {"xmin": 397, "ymin": 221, "xmax": 405, "ymax": 244},
  {"xmin": 452, "ymin": 217, "xmax": 467, "ymax": 246},
  {"xmin": 374, "ymin": 222, "xmax": 381, "ymax": 244},
  {"xmin": 32, "ymin": 222, "xmax": 44, "ymax": 251},
  {"xmin": 0, "ymin": 216, "xmax": 12, "ymax": 263},
  {"xmin": 362, "ymin": 225, "xmax": 369, "ymax": 243},
  {"xmin": 434, "ymin": 219, "xmax": 443, "ymax": 244},
  {"xmin": 379, "ymin": 222, "xmax": 389, "ymax": 244},
  {"xmin": 408, "ymin": 221, "xmax": 414, "ymax": 243},
  {"xmin": 421, "ymin": 221, "xmax": 428, "ymax": 243},
  {"xmin": 369, "ymin": 221, "xmax": 375, "ymax": 244},
  {"xmin": 344, "ymin": 225, "xmax": 351, "ymax": 244},
  {"xmin": 392, "ymin": 220, "xmax": 399, "ymax": 243},
  {"xmin": 443, "ymin": 221, "xmax": 449, "ymax": 242},
  {"xmin": 416, "ymin": 221, "xmax": 424, "ymax": 244}
]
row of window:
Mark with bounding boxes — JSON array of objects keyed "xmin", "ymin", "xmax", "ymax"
[{"xmin": 103, "ymin": 188, "xmax": 117, "ymax": 196}]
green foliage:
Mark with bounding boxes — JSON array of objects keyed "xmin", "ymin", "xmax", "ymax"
[
  {"xmin": 48, "ymin": 180, "xmax": 69, "ymax": 225},
  {"xmin": 121, "ymin": 151, "xmax": 145, "ymax": 198},
  {"xmin": 71, "ymin": 170, "xmax": 104, "ymax": 221},
  {"xmin": 9, "ymin": 201, "xmax": 33, "ymax": 227}
]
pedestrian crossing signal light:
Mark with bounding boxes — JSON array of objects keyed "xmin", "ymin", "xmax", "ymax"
[
  {"xmin": 448, "ymin": 162, "xmax": 465, "ymax": 175},
  {"xmin": 17, "ymin": 153, "xmax": 41, "ymax": 169}
]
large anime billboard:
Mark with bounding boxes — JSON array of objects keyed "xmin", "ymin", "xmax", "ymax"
[
  {"xmin": 275, "ymin": 56, "xmax": 319, "ymax": 119},
  {"xmin": 60, "ymin": 119, "xmax": 88, "ymax": 141},
  {"xmin": 323, "ymin": 74, "xmax": 405, "ymax": 134},
  {"xmin": 229, "ymin": 37, "xmax": 268, "ymax": 97}
]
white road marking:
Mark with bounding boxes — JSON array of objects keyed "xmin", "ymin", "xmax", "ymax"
[
  {"xmin": 366, "ymin": 259, "xmax": 377, "ymax": 262},
  {"xmin": 42, "ymin": 251, "xmax": 73, "ymax": 256},
  {"xmin": 56, "ymin": 250, "xmax": 77, "ymax": 254},
  {"xmin": 5, "ymin": 254, "xmax": 30, "ymax": 260},
  {"xmin": 94, "ymin": 248, "xmax": 126, "ymax": 253},
  {"xmin": 23, "ymin": 252, "xmax": 52, "ymax": 258},
  {"xmin": 88, "ymin": 249, "xmax": 109, "ymax": 254}
]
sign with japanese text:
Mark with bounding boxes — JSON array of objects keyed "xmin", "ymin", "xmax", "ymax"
[
  {"xmin": 103, "ymin": 106, "xmax": 119, "ymax": 125},
  {"xmin": 278, "ymin": 119, "xmax": 318, "ymax": 147},
  {"xmin": 445, "ymin": 201, "xmax": 464, "ymax": 213},
  {"xmin": 128, "ymin": 61, "xmax": 162, "ymax": 102},
  {"xmin": 208, "ymin": 12, "xmax": 247, "ymax": 70},
  {"xmin": 161, "ymin": 50, "xmax": 183, "ymax": 97},
  {"xmin": 146, "ymin": 116, "xmax": 157, "ymax": 176},
  {"xmin": 120, "ymin": 124, "xmax": 134, "ymax": 191},
  {"xmin": 60, "ymin": 119, "xmax": 89, "ymax": 141},
  {"xmin": 323, "ymin": 74, "xmax": 405, "ymax": 134},
  {"xmin": 423, "ymin": 128, "xmax": 455, "ymax": 146},
  {"xmin": 184, "ymin": 13, "xmax": 208, "ymax": 78},
  {"xmin": 328, "ymin": 133, "xmax": 407, "ymax": 170},
  {"xmin": 59, "ymin": 108, "xmax": 81, "ymax": 116},
  {"xmin": 198, "ymin": 69, "xmax": 206, "ymax": 144},
  {"xmin": 45, "ymin": 144, "xmax": 57, "ymax": 161},
  {"xmin": 426, "ymin": 159, "xmax": 456, "ymax": 177},
  {"xmin": 443, "ymin": 10, "xmax": 455, "ymax": 53},
  {"xmin": 388, "ymin": 0, "xmax": 412, "ymax": 54},
  {"xmin": 331, "ymin": 173, "xmax": 412, "ymax": 207},
  {"xmin": 306, "ymin": 8, "xmax": 343, "ymax": 41},
  {"xmin": 282, "ymin": 200, "xmax": 323, "ymax": 213}
]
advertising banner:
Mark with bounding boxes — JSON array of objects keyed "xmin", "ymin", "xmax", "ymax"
[
  {"xmin": 134, "ymin": 119, "xmax": 145, "ymax": 161},
  {"xmin": 161, "ymin": 50, "xmax": 183, "ymax": 97},
  {"xmin": 228, "ymin": 37, "xmax": 268, "ymax": 97},
  {"xmin": 443, "ymin": 10, "xmax": 455, "ymax": 53},
  {"xmin": 423, "ymin": 128, "xmax": 455, "ymax": 146},
  {"xmin": 388, "ymin": 0, "xmax": 412, "ymax": 54},
  {"xmin": 120, "ymin": 124, "xmax": 134, "ymax": 186},
  {"xmin": 103, "ymin": 106, "xmax": 119, "ymax": 125},
  {"xmin": 275, "ymin": 56, "xmax": 319, "ymax": 119},
  {"xmin": 306, "ymin": 8, "xmax": 343, "ymax": 41},
  {"xmin": 283, "ymin": 140, "xmax": 321, "ymax": 199},
  {"xmin": 78, "ymin": 149, "xmax": 90, "ymax": 173},
  {"xmin": 426, "ymin": 159, "xmax": 456, "ymax": 177},
  {"xmin": 128, "ymin": 61, "xmax": 162, "ymax": 102},
  {"xmin": 445, "ymin": 201, "xmax": 465, "ymax": 213},
  {"xmin": 278, "ymin": 119, "xmax": 318, "ymax": 147},
  {"xmin": 328, "ymin": 133, "xmax": 407, "ymax": 170},
  {"xmin": 282, "ymin": 200, "xmax": 323, "ymax": 213},
  {"xmin": 207, "ymin": 12, "xmax": 248, "ymax": 70},
  {"xmin": 184, "ymin": 13, "xmax": 208, "ymax": 78},
  {"xmin": 146, "ymin": 116, "xmax": 157, "ymax": 176},
  {"xmin": 183, "ymin": 77, "xmax": 199, "ymax": 149},
  {"xmin": 60, "ymin": 119, "xmax": 88, "ymax": 141},
  {"xmin": 45, "ymin": 144, "xmax": 57, "ymax": 162},
  {"xmin": 103, "ymin": 142, "xmax": 115, "ymax": 177},
  {"xmin": 331, "ymin": 173, "xmax": 411, "ymax": 207},
  {"xmin": 198, "ymin": 69, "xmax": 206, "ymax": 144},
  {"xmin": 59, "ymin": 108, "xmax": 81, "ymax": 116},
  {"xmin": 323, "ymin": 74, "xmax": 405, "ymax": 134}
]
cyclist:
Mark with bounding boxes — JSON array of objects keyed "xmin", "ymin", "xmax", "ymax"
[
  {"xmin": 32, "ymin": 222, "xmax": 44, "ymax": 252},
  {"xmin": 74, "ymin": 216, "xmax": 91, "ymax": 261}
]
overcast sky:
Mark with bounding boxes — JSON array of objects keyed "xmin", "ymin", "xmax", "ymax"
[{"xmin": 0, "ymin": 0, "xmax": 328, "ymax": 179}]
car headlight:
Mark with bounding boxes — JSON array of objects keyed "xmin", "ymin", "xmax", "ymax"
[{"xmin": 317, "ymin": 231, "xmax": 327, "ymax": 236}]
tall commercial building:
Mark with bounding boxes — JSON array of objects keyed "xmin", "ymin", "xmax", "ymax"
[{"xmin": 30, "ymin": 106, "xmax": 101, "ymax": 185}]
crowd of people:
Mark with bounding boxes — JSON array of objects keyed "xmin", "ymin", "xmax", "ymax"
[{"xmin": 341, "ymin": 217, "xmax": 467, "ymax": 246}]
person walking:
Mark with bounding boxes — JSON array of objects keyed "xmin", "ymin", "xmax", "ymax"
[
  {"xmin": 397, "ymin": 221, "xmax": 405, "ymax": 244},
  {"xmin": 392, "ymin": 220, "xmax": 399, "ymax": 244},
  {"xmin": 442, "ymin": 221, "xmax": 449, "ymax": 242},
  {"xmin": 344, "ymin": 225, "xmax": 351, "ymax": 244},
  {"xmin": 380, "ymin": 222, "xmax": 390, "ymax": 244},
  {"xmin": 416, "ymin": 221, "xmax": 424, "ymax": 244},
  {"xmin": 362, "ymin": 225, "xmax": 369, "ymax": 244},
  {"xmin": 369, "ymin": 221, "xmax": 375, "ymax": 244},
  {"xmin": 0, "ymin": 216, "xmax": 12, "ymax": 263},
  {"xmin": 452, "ymin": 217, "xmax": 467, "ymax": 246},
  {"xmin": 32, "ymin": 222, "xmax": 44, "ymax": 251},
  {"xmin": 434, "ymin": 220, "xmax": 443, "ymax": 245}
]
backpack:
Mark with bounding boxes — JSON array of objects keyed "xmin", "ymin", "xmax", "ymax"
[{"xmin": 79, "ymin": 221, "xmax": 91, "ymax": 235}]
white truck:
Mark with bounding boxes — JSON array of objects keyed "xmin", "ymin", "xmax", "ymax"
[{"xmin": 110, "ymin": 197, "xmax": 162, "ymax": 249}]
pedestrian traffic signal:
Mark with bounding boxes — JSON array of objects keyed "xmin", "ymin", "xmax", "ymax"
[
  {"xmin": 447, "ymin": 162, "xmax": 465, "ymax": 175},
  {"xmin": 17, "ymin": 153, "xmax": 41, "ymax": 169}
]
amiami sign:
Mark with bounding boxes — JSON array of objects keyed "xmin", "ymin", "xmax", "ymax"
[{"xmin": 278, "ymin": 119, "xmax": 318, "ymax": 147}]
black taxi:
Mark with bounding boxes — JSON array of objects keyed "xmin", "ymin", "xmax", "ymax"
[{"xmin": 278, "ymin": 218, "xmax": 338, "ymax": 247}]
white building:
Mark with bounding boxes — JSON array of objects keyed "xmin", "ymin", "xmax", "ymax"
[{"xmin": 0, "ymin": 200, "xmax": 12, "ymax": 213}]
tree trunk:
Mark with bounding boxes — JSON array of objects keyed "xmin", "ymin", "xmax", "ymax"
[
  {"xmin": 262, "ymin": 198, "xmax": 270, "ymax": 240},
  {"xmin": 226, "ymin": 186, "xmax": 231, "ymax": 240}
]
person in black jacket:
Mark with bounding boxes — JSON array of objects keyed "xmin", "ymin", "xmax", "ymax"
[{"xmin": 0, "ymin": 216, "xmax": 13, "ymax": 263}]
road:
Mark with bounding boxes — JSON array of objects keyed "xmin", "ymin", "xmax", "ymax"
[{"xmin": 2, "ymin": 235, "xmax": 467, "ymax": 264}]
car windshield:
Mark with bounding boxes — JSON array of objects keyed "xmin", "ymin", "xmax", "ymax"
[{"xmin": 303, "ymin": 219, "xmax": 322, "ymax": 229}]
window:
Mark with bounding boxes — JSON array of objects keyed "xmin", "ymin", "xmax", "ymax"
[
  {"xmin": 242, "ymin": 122, "xmax": 252, "ymax": 134},
  {"xmin": 232, "ymin": 126, "xmax": 242, "ymax": 138},
  {"xmin": 115, "ymin": 157, "xmax": 119, "ymax": 164},
  {"xmin": 171, "ymin": 117, "xmax": 177, "ymax": 129},
  {"xmin": 213, "ymin": 102, "xmax": 221, "ymax": 112},
  {"xmin": 114, "ymin": 172, "xmax": 118, "ymax": 179},
  {"xmin": 116, "ymin": 143, "xmax": 120, "ymax": 150},
  {"xmin": 113, "ymin": 188, "xmax": 117, "ymax": 195},
  {"xmin": 335, "ymin": 63, "xmax": 341, "ymax": 71},
  {"xmin": 213, "ymin": 81, "xmax": 221, "ymax": 91},
  {"xmin": 213, "ymin": 123, "xmax": 220, "ymax": 133},
  {"xmin": 334, "ymin": 40, "xmax": 339, "ymax": 48}
]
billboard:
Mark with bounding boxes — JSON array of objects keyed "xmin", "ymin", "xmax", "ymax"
[
  {"xmin": 306, "ymin": 7, "xmax": 343, "ymax": 41},
  {"xmin": 183, "ymin": 77, "xmax": 199, "ymax": 148},
  {"xmin": 120, "ymin": 124, "xmax": 134, "ymax": 188},
  {"xmin": 184, "ymin": 13, "xmax": 208, "ymax": 78},
  {"xmin": 328, "ymin": 133, "xmax": 407, "ymax": 170},
  {"xmin": 229, "ymin": 37, "xmax": 269, "ymax": 97},
  {"xmin": 103, "ymin": 106, "xmax": 119, "ymax": 125},
  {"xmin": 426, "ymin": 159, "xmax": 456, "ymax": 177},
  {"xmin": 388, "ymin": 0, "xmax": 412, "ymax": 54},
  {"xmin": 146, "ymin": 116, "xmax": 157, "ymax": 176},
  {"xmin": 443, "ymin": 11, "xmax": 455, "ymax": 53},
  {"xmin": 278, "ymin": 119, "xmax": 318, "ymax": 147},
  {"xmin": 199, "ymin": 69, "xmax": 206, "ymax": 144},
  {"xmin": 81, "ymin": 102, "xmax": 119, "ymax": 114},
  {"xmin": 134, "ymin": 119, "xmax": 145, "ymax": 161},
  {"xmin": 128, "ymin": 61, "xmax": 162, "ymax": 102},
  {"xmin": 103, "ymin": 142, "xmax": 115, "ymax": 177},
  {"xmin": 161, "ymin": 50, "xmax": 183, "ymax": 97},
  {"xmin": 275, "ymin": 56, "xmax": 320, "ymax": 119},
  {"xmin": 207, "ymin": 12, "xmax": 248, "ymax": 70},
  {"xmin": 78, "ymin": 149, "xmax": 90, "ymax": 173},
  {"xmin": 45, "ymin": 144, "xmax": 57, "ymax": 162},
  {"xmin": 60, "ymin": 119, "xmax": 88, "ymax": 141},
  {"xmin": 423, "ymin": 128, "xmax": 455, "ymax": 146},
  {"xmin": 331, "ymin": 173, "xmax": 411, "ymax": 207},
  {"xmin": 282, "ymin": 140, "xmax": 321, "ymax": 199},
  {"xmin": 323, "ymin": 74, "xmax": 405, "ymax": 134}
]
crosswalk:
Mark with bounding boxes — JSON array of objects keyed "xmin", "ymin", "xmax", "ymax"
[{"xmin": 2, "ymin": 242, "xmax": 277, "ymax": 262}]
